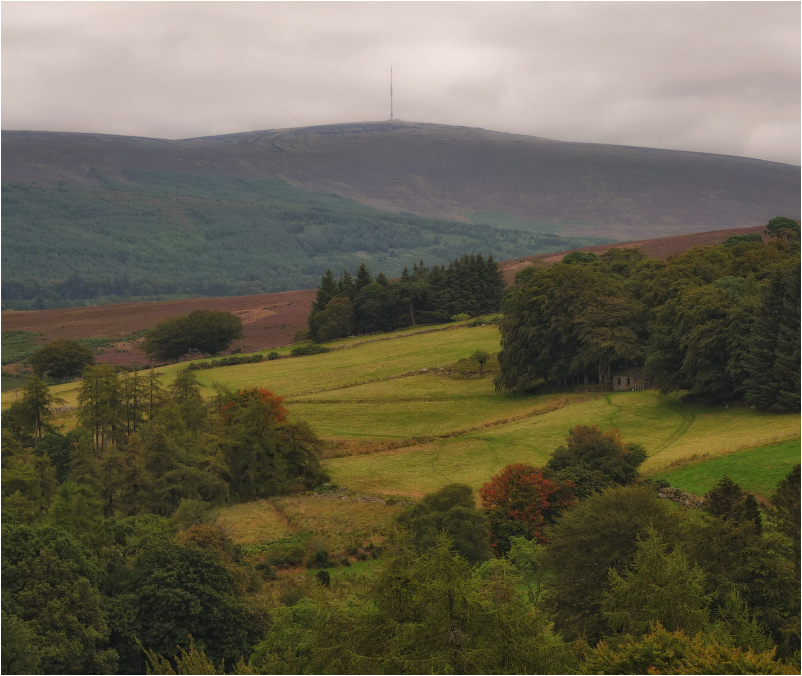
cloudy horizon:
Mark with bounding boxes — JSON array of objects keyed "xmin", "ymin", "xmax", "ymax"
[{"xmin": 2, "ymin": 1, "xmax": 800, "ymax": 165}]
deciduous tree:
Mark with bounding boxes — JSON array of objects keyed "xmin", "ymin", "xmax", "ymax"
[
  {"xmin": 395, "ymin": 483, "xmax": 491, "ymax": 564},
  {"xmin": 28, "ymin": 339, "xmax": 95, "ymax": 380},
  {"xmin": 142, "ymin": 310, "xmax": 242, "ymax": 361},
  {"xmin": 131, "ymin": 540, "xmax": 250, "ymax": 668},
  {"xmin": 480, "ymin": 463, "xmax": 574, "ymax": 555},
  {"xmin": 546, "ymin": 425, "xmax": 646, "ymax": 496}
]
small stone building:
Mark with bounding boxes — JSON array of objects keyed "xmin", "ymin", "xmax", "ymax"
[{"xmin": 611, "ymin": 367, "xmax": 651, "ymax": 391}]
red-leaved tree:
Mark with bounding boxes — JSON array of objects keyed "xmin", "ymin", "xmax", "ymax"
[
  {"xmin": 220, "ymin": 387, "xmax": 287, "ymax": 424},
  {"xmin": 480, "ymin": 463, "xmax": 575, "ymax": 555}
]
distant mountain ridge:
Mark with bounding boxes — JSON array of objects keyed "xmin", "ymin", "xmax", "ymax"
[{"xmin": 4, "ymin": 120, "xmax": 799, "ymax": 241}]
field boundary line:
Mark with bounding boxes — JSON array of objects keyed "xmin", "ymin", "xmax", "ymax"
[
  {"xmin": 645, "ymin": 433, "xmax": 801, "ymax": 474},
  {"xmin": 323, "ymin": 394, "xmax": 596, "ymax": 459}
]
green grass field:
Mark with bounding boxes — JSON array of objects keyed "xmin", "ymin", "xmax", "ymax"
[
  {"xmin": 656, "ymin": 439, "xmax": 800, "ymax": 498},
  {"xmin": 5, "ymin": 320, "xmax": 799, "ymax": 546}
]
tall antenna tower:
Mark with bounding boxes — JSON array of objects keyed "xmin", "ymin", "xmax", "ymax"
[{"xmin": 390, "ymin": 66, "xmax": 393, "ymax": 121}]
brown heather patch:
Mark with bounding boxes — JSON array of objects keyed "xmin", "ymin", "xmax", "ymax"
[{"xmin": 1, "ymin": 289, "xmax": 315, "ymax": 367}]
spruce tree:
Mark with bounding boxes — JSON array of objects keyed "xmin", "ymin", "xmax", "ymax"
[
  {"xmin": 355, "ymin": 262, "xmax": 373, "ymax": 292},
  {"xmin": 312, "ymin": 269, "xmax": 338, "ymax": 314},
  {"xmin": 338, "ymin": 270, "xmax": 357, "ymax": 301},
  {"xmin": 745, "ymin": 261, "xmax": 800, "ymax": 412}
]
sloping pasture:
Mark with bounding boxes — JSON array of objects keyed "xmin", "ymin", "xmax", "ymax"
[
  {"xmin": 5, "ymin": 321, "xmax": 798, "ymax": 547},
  {"xmin": 323, "ymin": 390, "xmax": 800, "ymax": 498},
  {"xmin": 656, "ymin": 439, "xmax": 800, "ymax": 499},
  {"xmin": 188, "ymin": 323, "xmax": 799, "ymax": 499}
]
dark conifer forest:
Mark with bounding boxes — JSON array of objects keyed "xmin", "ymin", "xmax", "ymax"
[{"xmin": 306, "ymin": 253, "xmax": 506, "ymax": 341}]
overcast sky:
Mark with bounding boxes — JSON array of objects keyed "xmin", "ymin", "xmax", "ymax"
[{"xmin": 2, "ymin": 1, "xmax": 799, "ymax": 164}]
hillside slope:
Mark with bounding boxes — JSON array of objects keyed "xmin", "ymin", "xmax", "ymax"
[
  {"xmin": 4, "ymin": 121, "xmax": 799, "ymax": 240},
  {"xmin": 0, "ymin": 225, "xmax": 771, "ymax": 368}
]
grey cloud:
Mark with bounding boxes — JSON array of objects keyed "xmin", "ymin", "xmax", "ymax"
[{"xmin": 1, "ymin": 1, "xmax": 798, "ymax": 164}]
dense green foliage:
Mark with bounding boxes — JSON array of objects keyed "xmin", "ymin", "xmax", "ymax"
[
  {"xmin": 546, "ymin": 425, "xmax": 647, "ymax": 497},
  {"xmin": 308, "ymin": 253, "xmax": 506, "ymax": 340},
  {"xmin": 497, "ymin": 235, "xmax": 801, "ymax": 411},
  {"xmin": 1, "ymin": 330, "xmax": 42, "ymax": 365},
  {"xmin": 129, "ymin": 539, "xmax": 252, "ymax": 667},
  {"xmin": 767, "ymin": 464, "xmax": 801, "ymax": 576},
  {"xmin": 581, "ymin": 623, "xmax": 795, "ymax": 675},
  {"xmin": 1, "ymin": 175, "xmax": 612, "ymax": 309},
  {"xmin": 395, "ymin": 483, "xmax": 491, "ymax": 564},
  {"xmin": 250, "ymin": 532, "xmax": 577, "ymax": 675},
  {"xmin": 4, "ymin": 368, "xmax": 327, "ymax": 515},
  {"xmin": 28, "ymin": 339, "xmax": 96, "ymax": 379},
  {"xmin": 142, "ymin": 310, "xmax": 243, "ymax": 362},
  {"xmin": 1, "ymin": 254, "xmax": 799, "ymax": 673},
  {"xmin": 546, "ymin": 484, "xmax": 683, "ymax": 643}
]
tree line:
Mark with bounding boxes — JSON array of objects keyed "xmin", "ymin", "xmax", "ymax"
[
  {"xmin": 307, "ymin": 253, "xmax": 506, "ymax": 341},
  {"xmin": 4, "ymin": 366, "xmax": 328, "ymax": 517},
  {"xmin": 496, "ymin": 231, "xmax": 800, "ymax": 411},
  {"xmin": 2, "ymin": 366, "xmax": 329, "ymax": 673}
]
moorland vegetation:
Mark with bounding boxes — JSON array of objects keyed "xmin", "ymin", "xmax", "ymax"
[
  {"xmin": 1, "ymin": 231, "xmax": 800, "ymax": 674},
  {"xmin": 4, "ymin": 121, "xmax": 800, "ymax": 243}
]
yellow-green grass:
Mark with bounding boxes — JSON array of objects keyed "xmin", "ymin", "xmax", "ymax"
[
  {"xmin": 655, "ymin": 439, "xmax": 801, "ymax": 498},
  {"xmin": 286, "ymin": 374, "xmax": 553, "ymax": 441},
  {"xmin": 190, "ymin": 325, "xmax": 501, "ymax": 397},
  {"xmin": 0, "ymin": 324, "xmax": 499, "ymax": 429},
  {"xmin": 212, "ymin": 494, "xmax": 405, "ymax": 551},
  {"xmin": 5, "ymin": 320, "xmax": 799, "ymax": 541},
  {"xmin": 325, "ymin": 391, "xmax": 801, "ymax": 498}
]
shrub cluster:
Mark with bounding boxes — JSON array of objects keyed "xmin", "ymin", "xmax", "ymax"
[
  {"xmin": 290, "ymin": 344, "xmax": 331, "ymax": 357},
  {"xmin": 186, "ymin": 353, "xmax": 264, "ymax": 370}
]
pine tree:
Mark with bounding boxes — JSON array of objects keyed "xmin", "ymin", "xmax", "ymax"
[
  {"xmin": 355, "ymin": 262, "xmax": 373, "ymax": 292},
  {"xmin": 768, "ymin": 263, "xmax": 801, "ymax": 412},
  {"xmin": 312, "ymin": 269, "xmax": 338, "ymax": 314},
  {"xmin": 745, "ymin": 261, "xmax": 801, "ymax": 412},
  {"xmin": 338, "ymin": 270, "xmax": 356, "ymax": 301},
  {"xmin": 602, "ymin": 528, "xmax": 711, "ymax": 636}
]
